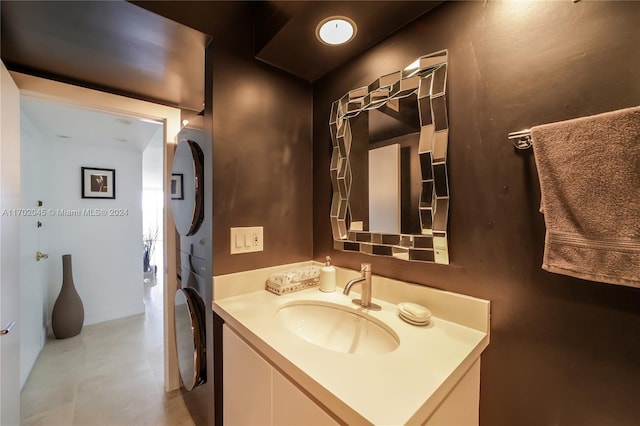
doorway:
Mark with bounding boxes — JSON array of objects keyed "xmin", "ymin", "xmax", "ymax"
[{"xmin": 10, "ymin": 71, "xmax": 183, "ymax": 420}]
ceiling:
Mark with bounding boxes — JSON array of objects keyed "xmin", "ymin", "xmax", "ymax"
[
  {"xmin": 1, "ymin": 1, "xmax": 443, "ymax": 107},
  {"xmin": 0, "ymin": 0, "xmax": 208, "ymax": 112},
  {"xmin": 1, "ymin": 1, "xmax": 442, "ymax": 150},
  {"xmin": 1, "ymin": 1, "xmax": 196, "ymax": 157},
  {"xmin": 21, "ymin": 97, "xmax": 163, "ymax": 153},
  {"xmin": 134, "ymin": 1, "xmax": 444, "ymax": 82},
  {"xmin": 253, "ymin": 1, "xmax": 443, "ymax": 81}
]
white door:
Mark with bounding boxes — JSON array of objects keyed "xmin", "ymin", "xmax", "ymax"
[
  {"xmin": 0, "ymin": 61, "xmax": 22, "ymax": 426},
  {"xmin": 19, "ymin": 112, "xmax": 49, "ymax": 388}
]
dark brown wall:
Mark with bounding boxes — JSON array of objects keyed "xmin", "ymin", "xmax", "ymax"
[
  {"xmin": 212, "ymin": 47, "xmax": 313, "ymax": 275},
  {"xmin": 313, "ymin": 2, "xmax": 640, "ymax": 425},
  {"xmin": 144, "ymin": 1, "xmax": 315, "ymax": 275}
]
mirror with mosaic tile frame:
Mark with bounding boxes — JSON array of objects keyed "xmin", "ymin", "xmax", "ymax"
[{"xmin": 329, "ymin": 50, "xmax": 450, "ymax": 264}]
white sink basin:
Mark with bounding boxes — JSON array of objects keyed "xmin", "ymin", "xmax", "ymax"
[{"xmin": 277, "ymin": 301, "xmax": 399, "ymax": 355}]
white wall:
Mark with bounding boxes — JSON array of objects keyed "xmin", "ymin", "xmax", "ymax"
[
  {"xmin": 47, "ymin": 140, "xmax": 144, "ymax": 326},
  {"xmin": 142, "ymin": 144, "xmax": 164, "ymax": 269},
  {"xmin": 369, "ymin": 144, "xmax": 400, "ymax": 234},
  {"xmin": 19, "ymin": 113, "xmax": 50, "ymax": 389},
  {"xmin": 142, "ymin": 144, "xmax": 163, "ymax": 190}
]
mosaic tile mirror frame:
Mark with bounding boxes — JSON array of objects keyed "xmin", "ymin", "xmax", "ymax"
[{"xmin": 329, "ymin": 50, "xmax": 450, "ymax": 264}]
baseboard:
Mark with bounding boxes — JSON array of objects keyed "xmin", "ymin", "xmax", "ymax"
[{"xmin": 84, "ymin": 302, "xmax": 145, "ymax": 326}]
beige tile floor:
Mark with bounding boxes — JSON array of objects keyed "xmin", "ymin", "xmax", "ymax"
[{"xmin": 21, "ymin": 278, "xmax": 195, "ymax": 426}]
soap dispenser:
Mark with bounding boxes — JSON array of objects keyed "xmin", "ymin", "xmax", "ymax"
[{"xmin": 319, "ymin": 256, "xmax": 336, "ymax": 293}]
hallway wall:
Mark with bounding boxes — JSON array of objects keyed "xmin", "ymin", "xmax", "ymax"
[{"xmin": 47, "ymin": 141, "xmax": 144, "ymax": 326}]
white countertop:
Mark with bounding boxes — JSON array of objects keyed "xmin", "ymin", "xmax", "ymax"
[{"xmin": 213, "ymin": 262, "xmax": 490, "ymax": 425}]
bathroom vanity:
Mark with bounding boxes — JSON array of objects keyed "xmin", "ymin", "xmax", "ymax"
[{"xmin": 213, "ymin": 262, "xmax": 490, "ymax": 425}]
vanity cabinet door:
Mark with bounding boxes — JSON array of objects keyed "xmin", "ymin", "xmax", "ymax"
[
  {"xmin": 272, "ymin": 369, "xmax": 338, "ymax": 426},
  {"xmin": 423, "ymin": 359, "xmax": 480, "ymax": 426},
  {"xmin": 223, "ymin": 325, "xmax": 271, "ymax": 425},
  {"xmin": 223, "ymin": 324, "xmax": 338, "ymax": 426}
]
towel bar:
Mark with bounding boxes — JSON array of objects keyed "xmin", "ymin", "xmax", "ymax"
[{"xmin": 508, "ymin": 129, "xmax": 532, "ymax": 149}]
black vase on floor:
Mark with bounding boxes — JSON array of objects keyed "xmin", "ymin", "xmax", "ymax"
[{"xmin": 52, "ymin": 254, "xmax": 84, "ymax": 339}]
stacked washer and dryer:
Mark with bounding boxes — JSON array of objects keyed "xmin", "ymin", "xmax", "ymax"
[{"xmin": 171, "ymin": 129, "xmax": 214, "ymax": 425}]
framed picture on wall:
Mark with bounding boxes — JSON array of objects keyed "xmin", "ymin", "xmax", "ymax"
[
  {"xmin": 171, "ymin": 173, "xmax": 184, "ymax": 200},
  {"xmin": 81, "ymin": 167, "xmax": 115, "ymax": 199}
]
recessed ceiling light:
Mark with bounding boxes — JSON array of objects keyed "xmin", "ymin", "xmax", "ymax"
[{"xmin": 316, "ymin": 16, "xmax": 357, "ymax": 46}]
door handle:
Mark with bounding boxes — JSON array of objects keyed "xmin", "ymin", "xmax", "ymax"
[
  {"xmin": 1, "ymin": 321, "xmax": 15, "ymax": 335},
  {"xmin": 36, "ymin": 251, "xmax": 49, "ymax": 261}
]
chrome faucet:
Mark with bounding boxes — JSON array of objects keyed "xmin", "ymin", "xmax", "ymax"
[{"xmin": 343, "ymin": 263, "xmax": 381, "ymax": 311}]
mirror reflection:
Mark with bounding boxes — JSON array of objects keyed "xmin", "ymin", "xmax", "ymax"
[
  {"xmin": 329, "ymin": 50, "xmax": 450, "ymax": 264},
  {"xmin": 171, "ymin": 139, "xmax": 204, "ymax": 236},
  {"xmin": 174, "ymin": 287, "xmax": 206, "ymax": 391}
]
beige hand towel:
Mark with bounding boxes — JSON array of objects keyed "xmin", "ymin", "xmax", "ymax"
[{"xmin": 531, "ymin": 106, "xmax": 640, "ymax": 288}]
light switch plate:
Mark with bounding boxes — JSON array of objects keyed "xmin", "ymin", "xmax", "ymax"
[{"xmin": 230, "ymin": 226, "xmax": 264, "ymax": 254}]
